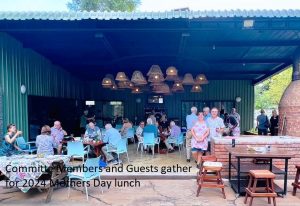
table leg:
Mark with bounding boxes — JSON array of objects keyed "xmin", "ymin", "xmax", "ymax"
[
  {"xmin": 229, "ymin": 152, "xmax": 231, "ymax": 181},
  {"xmin": 237, "ymin": 157, "xmax": 241, "ymax": 194},
  {"xmin": 269, "ymin": 158, "xmax": 273, "ymax": 172},
  {"xmin": 284, "ymin": 158, "xmax": 288, "ymax": 195}
]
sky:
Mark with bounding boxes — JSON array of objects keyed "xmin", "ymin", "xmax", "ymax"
[{"xmin": 0, "ymin": 0, "xmax": 300, "ymax": 11}]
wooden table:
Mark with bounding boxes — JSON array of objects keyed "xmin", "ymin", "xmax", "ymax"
[
  {"xmin": 83, "ymin": 141, "xmax": 107, "ymax": 161},
  {"xmin": 226, "ymin": 146, "xmax": 295, "ymax": 196},
  {"xmin": 0, "ymin": 155, "xmax": 69, "ymax": 203}
]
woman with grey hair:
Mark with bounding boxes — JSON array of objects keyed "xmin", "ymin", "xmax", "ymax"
[{"xmin": 164, "ymin": 121, "xmax": 181, "ymax": 152}]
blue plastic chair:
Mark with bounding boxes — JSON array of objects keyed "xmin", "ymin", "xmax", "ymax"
[
  {"xmin": 167, "ymin": 132, "xmax": 185, "ymax": 154},
  {"xmin": 143, "ymin": 132, "xmax": 155, "ymax": 156},
  {"xmin": 106, "ymin": 138, "xmax": 129, "ymax": 164},
  {"xmin": 16, "ymin": 137, "xmax": 37, "ymax": 154},
  {"xmin": 125, "ymin": 128, "xmax": 135, "ymax": 144},
  {"xmin": 67, "ymin": 141, "xmax": 89, "ymax": 164},
  {"xmin": 68, "ymin": 157, "xmax": 103, "ymax": 200}
]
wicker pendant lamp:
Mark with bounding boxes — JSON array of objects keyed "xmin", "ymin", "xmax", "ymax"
[
  {"xmin": 131, "ymin": 70, "xmax": 147, "ymax": 85},
  {"xmin": 165, "ymin": 66, "xmax": 178, "ymax": 81},
  {"xmin": 115, "ymin": 72, "xmax": 128, "ymax": 81},
  {"xmin": 132, "ymin": 87, "xmax": 142, "ymax": 94},
  {"xmin": 102, "ymin": 77, "xmax": 113, "ymax": 88},
  {"xmin": 182, "ymin": 73, "xmax": 195, "ymax": 85},
  {"xmin": 171, "ymin": 82, "xmax": 184, "ymax": 92},
  {"xmin": 191, "ymin": 85, "xmax": 202, "ymax": 92},
  {"xmin": 110, "ymin": 83, "xmax": 118, "ymax": 90},
  {"xmin": 147, "ymin": 65, "xmax": 163, "ymax": 76},
  {"xmin": 195, "ymin": 74, "xmax": 209, "ymax": 84}
]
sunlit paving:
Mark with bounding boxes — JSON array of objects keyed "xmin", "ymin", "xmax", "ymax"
[{"xmin": 1, "ymin": 0, "xmax": 300, "ymax": 206}]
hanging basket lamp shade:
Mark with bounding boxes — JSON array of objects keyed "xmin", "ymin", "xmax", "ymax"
[
  {"xmin": 195, "ymin": 74, "xmax": 209, "ymax": 84},
  {"xmin": 148, "ymin": 73, "xmax": 165, "ymax": 83},
  {"xmin": 182, "ymin": 73, "xmax": 195, "ymax": 85},
  {"xmin": 191, "ymin": 85, "xmax": 202, "ymax": 92},
  {"xmin": 147, "ymin": 65, "xmax": 163, "ymax": 76},
  {"xmin": 165, "ymin": 66, "xmax": 178, "ymax": 81},
  {"xmin": 110, "ymin": 83, "xmax": 118, "ymax": 90},
  {"xmin": 102, "ymin": 77, "xmax": 113, "ymax": 88},
  {"xmin": 152, "ymin": 83, "xmax": 170, "ymax": 94},
  {"xmin": 115, "ymin": 72, "xmax": 128, "ymax": 81},
  {"xmin": 132, "ymin": 87, "xmax": 142, "ymax": 94},
  {"xmin": 171, "ymin": 82, "xmax": 184, "ymax": 92},
  {"xmin": 131, "ymin": 70, "xmax": 147, "ymax": 85}
]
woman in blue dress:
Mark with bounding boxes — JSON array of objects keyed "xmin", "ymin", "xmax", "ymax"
[{"xmin": 0, "ymin": 124, "xmax": 22, "ymax": 156}]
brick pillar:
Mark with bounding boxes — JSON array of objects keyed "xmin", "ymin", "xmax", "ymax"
[{"xmin": 278, "ymin": 50, "xmax": 300, "ymax": 136}]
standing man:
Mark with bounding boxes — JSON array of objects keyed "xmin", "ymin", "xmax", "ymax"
[
  {"xmin": 206, "ymin": 108, "xmax": 225, "ymax": 154},
  {"xmin": 51, "ymin": 121, "xmax": 67, "ymax": 154},
  {"xmin": 203, "ymin": 107, "xmax": 212, "ymax": 121},
  {"xmin": 186, "ymin": 106, "xmax": 198, "ymax": 162},
  {"xmin": 256, "ymin": 109, "xmax": 269, "ymax": 135}
]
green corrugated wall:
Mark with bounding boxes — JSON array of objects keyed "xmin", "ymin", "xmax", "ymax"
[
  {"xmin": 0, "ymin": 33, "xmax": 85, "ymax": 140},
  {"xmin": 88, "ymin": 80, "xmax": 254, "ymax": 132}
]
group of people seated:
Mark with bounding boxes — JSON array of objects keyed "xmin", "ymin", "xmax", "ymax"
[
  {"xmin": 0, "ymin": 121, "xmax": 67, "ymax": 156},
  {"xmin": 0, "ymin": 106, "xmax": 241, "ymax": 169}
]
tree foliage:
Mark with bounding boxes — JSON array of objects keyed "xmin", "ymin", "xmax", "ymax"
[
  {"xmin": 255, "ymin": 67, "xmax": 292, "ymax": 109},
  {"xmin": 67, "ymin": 0, "xmax": 141, "ymax": 12}
]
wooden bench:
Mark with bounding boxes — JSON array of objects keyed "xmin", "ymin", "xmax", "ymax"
[
  {"xmin": 244, "ymin": 170, "xmax": 277, "ymax": 206},
  {"xmin": 292, "ymin": 165, "xmax": 300, "ymax": 196}
]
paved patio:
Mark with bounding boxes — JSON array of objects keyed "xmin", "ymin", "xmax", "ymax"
[
  {"xmin": 1, "ymin": 179, "xmax": 300, "ymax": 206},
  {"xmin": 1, "ymin": 144, "xmax": 300, "ymax": 205}
]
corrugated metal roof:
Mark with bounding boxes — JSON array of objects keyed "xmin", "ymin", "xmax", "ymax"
[{"xmin": 0, "ymin": 10, "xmax": 300, "ymax": 21}]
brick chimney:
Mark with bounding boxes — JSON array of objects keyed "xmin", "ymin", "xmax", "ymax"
[{"xmin": 278, "ymin": 50, "xmax": 300, "ymax": 136}]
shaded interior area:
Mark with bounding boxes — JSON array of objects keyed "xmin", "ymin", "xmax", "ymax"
[{"xmin": 2, "ymin": 11, "xmax": 300, "ymax": 138}]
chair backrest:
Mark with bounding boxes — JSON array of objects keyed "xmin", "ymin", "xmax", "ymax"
[
  {"xmin": 67, "ymin": 141, "xmax": 85, "ymax": 156},
  {"xmin": 117, "ymin": 138, "xmax": 128, "ymax": 153},
  {"xmin": 16, "ymin": 137, "xmax": 27, "ymax": 150},
  {"xmin": 126, "ymin": 128, "xmax": 135, "ymax": 138},
  {"xmin": 177, "ymin": 133, "xmax": 184, "ymax": 144},
  {"xmin": 143, "ymin": 132, "xmax": 155, "ymax": 145},
  {"xmin": 115, "ymin": 124, "xmax": 122, "ymax": 130},
  {"xmin": 83, "ymin": 157, "xmax": 100, "ymax": 179}
]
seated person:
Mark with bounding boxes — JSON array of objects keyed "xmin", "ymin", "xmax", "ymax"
[
  {"xmin": 36, "ymin": 125, "xmax": 57, "ymax": 155},
  {"xmin": 120, "ymin": 118, "xmax": 133, "ymax": 138},
  {"xmin": 143, "ymin": 118, "xmax": 158, "ymax": 140},
  {"xmin": 136, "ymin": 121, "xmax": 144, "ymax": 141},
  {"xmin": 102, "ymin": 123, "xmax": 122, "ymax": 162},
  {"xmin": 164, "ymin": 121, "xmax": 181, "ymax": 152},
  {"xmin": 136, "ymin": 121, "xmax": 147, "ymax": 149},
  {"xmin": 84, "ymin": 122, "xmax": 101, "ymax": 140},
  {"xmin": 51, "ymin": 121, "xmax": 67, "ymax": 154},
  {"xmin": 0, "ymin": 124, "xmax": 22, "ymax": 156}
]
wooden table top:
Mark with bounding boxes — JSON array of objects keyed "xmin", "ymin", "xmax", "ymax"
[
  {"xmin": 225, "ymin": 146, "xmax": 295, "ymax": 158},
  {"xmin": 83, "ymin": 140, "xmax": 105, "ymax": 146}
]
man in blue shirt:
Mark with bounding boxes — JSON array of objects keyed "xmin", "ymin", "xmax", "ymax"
[
  {"xmin": 102, "ymin": 123, "xmax": 121, "ymax": 163},
  {"xmin": 185, "ymin": 106, "xmax": 198, "ymax": 162},
  {"xmin": 203, "ymin": 107, "xmax": 212, "ymax": 121}
]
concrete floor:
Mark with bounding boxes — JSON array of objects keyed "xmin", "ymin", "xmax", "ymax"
[{"xmin": 1, "ymin": 144, "xmax": 300, "ymax": 206}]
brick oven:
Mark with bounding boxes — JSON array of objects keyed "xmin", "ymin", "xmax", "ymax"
[{"xmin": 279, "ymin": 51, "xmax": 300, "ymax": 137}]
